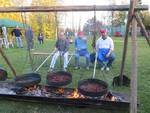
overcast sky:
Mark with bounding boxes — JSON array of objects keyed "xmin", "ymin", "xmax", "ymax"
[
  {"xmin": 27, "ymin": 0, "xmax": 150, "ymax": 29},
  {"xmin": 60, "ymin": 0, "xmax": 150, "ymax": 30}
]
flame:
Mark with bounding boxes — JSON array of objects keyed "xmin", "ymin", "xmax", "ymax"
[
  {"xmin": 67, "ymin": 89, "xmax": 85, "ymax": 98},
  {"xmin": 71, "ymin": 89, "xmax": 80, "ymax": 98},
  {"xmin": 111, "ymin": 96, "xmax": 118, "ymax": 101},
  {"xmin": 56, "ymin": 88, "xmax": 65, "ymax": 94}
]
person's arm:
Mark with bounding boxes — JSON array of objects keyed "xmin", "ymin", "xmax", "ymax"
[
  {"xmin": 74, "ymin": 38, "xmax": 78, "ymax": 50},
  {"xmin": 31, "ymin": 30, "xmax": 34, "ymax": 39},
  {"xmin": 64, "ymin": 39, "xmax": 69, "ymax": 53},
  {"xmin": 11, "ymin": 30, "xmax": 14, "ymax": 36}
]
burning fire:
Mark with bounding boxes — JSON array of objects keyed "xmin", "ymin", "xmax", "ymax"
[
  {"xmin": 67, "ymin": 89, "xmax": 85, "ymax": 98},
  {"xmin": 56, "ymin": 88, "xmax": 65, "ymax": 94},
  {"xmin": 25, "ymin": 85, "xmax": 37, "ymax": 91},
  {"xmin": 71, "ymin": 89, "xmax": 80, "ymax": 98},
  {"xmin": 110, "ymin": 96, "xmax": 118, "ymax": 101}
]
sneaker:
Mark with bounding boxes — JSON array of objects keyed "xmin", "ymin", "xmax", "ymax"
[
  {"xmin": 106, "ymin": 67, "xmax": 110, "ymax": 71},
  {"xmin": 101, "ymin": 66, "xmax": 105, "ymax": 71}
]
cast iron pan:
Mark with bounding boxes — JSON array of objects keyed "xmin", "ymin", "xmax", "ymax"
[
  {"xmin": 78, "ymin": 78, "xmax": 108, "ymax": 97},
  {"xmin": 47, "ymin": 71, "xmax": 72, "ymax": 87},
  {"xmin": 14, "ymin": 73, "xmax": 41, "ymax": 87},
  {"xmin": 0, "ymin": 68, "xmax": 7, "ymax": 81}
]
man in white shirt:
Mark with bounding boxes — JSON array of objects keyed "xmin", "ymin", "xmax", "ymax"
[{"xmin": 96, "ymin": 29, "xmax": 115, "ymax": 71}]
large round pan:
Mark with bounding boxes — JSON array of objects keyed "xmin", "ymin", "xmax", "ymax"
[
  {"xmin": 0, "ymin": 68, "xmax": 7, "ymax": 81},
  {"xmin": 78, "ymin": 78, "xmax": 108, "ymax": 97},
  {"xmin": 14, "ymin": 73, "xmax": 41, "ymax": 87},
  {"xmin": 47, "ymin": 71, "xmax": 72, "ymax": 87}
]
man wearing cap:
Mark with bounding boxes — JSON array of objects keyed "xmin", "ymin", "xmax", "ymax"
[
  {"xmin": 96, "ymin": 29, "xmax": 115, "ymax": 71},
  {"xmin": 49, "ymin": 32, "xmax": 69, "ymax": 71},
  {"xmin": 74, "ymin": 31, "xmax": 90, "ymax": 70}
]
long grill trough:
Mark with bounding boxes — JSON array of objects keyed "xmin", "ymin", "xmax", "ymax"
[{"xmin": 0, "ymin": 83, "xmax": 129, "ymax": 110}]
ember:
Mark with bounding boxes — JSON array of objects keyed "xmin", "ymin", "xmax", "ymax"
[
  {"xmin": 0, "ymin": 84, "xmax": 130, "ymax": 110},
  {"xmin": 56, "ymin": 88, "xmax": 65, "ymax": 94},
  {"xmin": 16, "ymin": 85, "xmax": 125, "ymax": 102}
]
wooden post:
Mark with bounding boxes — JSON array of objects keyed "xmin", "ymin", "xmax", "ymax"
[
  {"xmin": 0, "ymin": 48, "xmax": 16, "ymax": 76},
  {"xmin": 130, "ymin": 0, "xmax": 137, "ymax": 112},
  {"xmin": 119, "ymin": 0, "xmax": 135, "ymax": 85},
  {"xmin": 134, "ymin": 13, "xmax": 150, "ymax": 46},
  {"xmin": 92, "ymin": 5, "xmax": 96, "ymax": 49},
  {"xmin": 28, "ymin": 50, "xmax": 34, "ymax": 71}
]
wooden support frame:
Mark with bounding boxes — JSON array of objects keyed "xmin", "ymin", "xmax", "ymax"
[
  {"xmin": 119, "ymin": 0, "xmax": 135, "ymax": 85},
  {"xmin": 0, "ymin": 5, "xmax": 148, "ymax": 13},
  {"xmin": 0, "ymin": 3, "xmax": 149, "ymax": 113}
]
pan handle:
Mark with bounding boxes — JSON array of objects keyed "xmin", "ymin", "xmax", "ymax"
[
  {"xmin": 92, "ymin": 52, "xmax": 98, "ymax": 78},
  {"xmin": 0, "ymin": 48, "xmax": 16, "ymax": 76}
]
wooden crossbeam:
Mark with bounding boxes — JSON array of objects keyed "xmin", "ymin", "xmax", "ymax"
[{"xmin": 0, "ymin": 5, "xmax": 148, "ymax": 13}]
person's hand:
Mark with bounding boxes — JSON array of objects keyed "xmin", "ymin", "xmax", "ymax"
[
  {"xmin": 105, "ymin": 53, "xmax": 110, "ymax": 58},
  {"xmin": 61, "ymin": 52, "xmax": 65, "ymax": 56}
]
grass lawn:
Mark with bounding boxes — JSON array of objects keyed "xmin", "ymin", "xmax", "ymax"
[{"xmin": 0, "ymin": 37, "xmax": 149, "ymax": 113}]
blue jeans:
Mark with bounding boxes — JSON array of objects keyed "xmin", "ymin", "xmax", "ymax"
[
  {"xmin": 15, "ymin": 36, "xmax": 23, "ymax": 48},
  {"xmin": 90, "ymin": 52, "xmax": 115, "ymax": 68},
  {"xmin": 75, "ymin": 49, "xmax": 90, "ymax": 67},
  {"xmin": 98, "ymin": 52, "xmax": 116, "ymax": 67}
]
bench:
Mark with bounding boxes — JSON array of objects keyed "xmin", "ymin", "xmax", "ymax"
[{"xmin": 31, "ymin": 51, "xmax": 74, "ymax": 72}]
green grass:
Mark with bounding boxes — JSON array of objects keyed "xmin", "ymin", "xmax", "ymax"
[{"xmin": 0, "ymin": 37, "xmax": 150, "ymax": 113}]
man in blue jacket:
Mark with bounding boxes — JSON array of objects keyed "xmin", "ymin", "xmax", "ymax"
[
  {"xmin": 74, "ymin": 31, "xmax": 90, "ymax": 70},
  {"xmin": 11, "ymin": 26, "xmax": 23, "ymax": 48}
]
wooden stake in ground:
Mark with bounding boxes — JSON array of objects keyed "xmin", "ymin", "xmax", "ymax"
[
  {"xmin": 0, "ymin": 48, "xmax": 16, "ymax": 76},
  {"xmin": 119, "ymin": 0, "xmax": 135, "ymax": 85},
  {"xmin": 130, "ymin": 0, "xmax": 137, "ymax": 112},
  {"xmin": 134, "ymin": 13, "xmax": 150, "ymax": 46},
  {"xmin": 130, "ymin": 16, "xmax": 137, "ymax": 113}
]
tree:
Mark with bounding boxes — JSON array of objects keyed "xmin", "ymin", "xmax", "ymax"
[
  {"xmin": 83, "ymin": 17, "xmax": 103, "ymax": 36},
  {"xmin": 30, "ymin": 0, "xmax": 59, "ymax": 39},
  {"xmin": 112, "ymin": 11, "xmax": 126, "ymax": 27},
  {"xmin": 0, "ymin": 0, "xmax": 23, "ymax": 23},
  {"xmin": 141, "ymin": 11, "xmax": 150, "ymax": 30}
]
